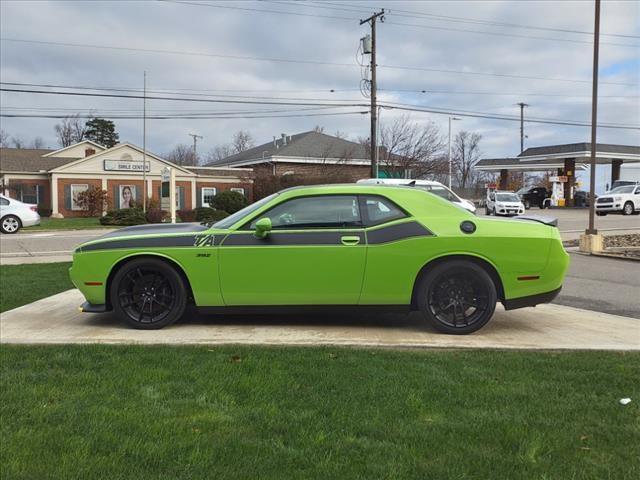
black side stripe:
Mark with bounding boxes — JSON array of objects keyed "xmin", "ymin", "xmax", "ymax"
[
  {"xmin": 222, "ymin": 231, "xmax": 364, "ymax": 247},
  {"xmin": 80, "ymin": 233, "xmax": 223, "ymax": 252},
  {"xmin": 366, "ymin": 221, "xmax": 433, "ymax": 244}
]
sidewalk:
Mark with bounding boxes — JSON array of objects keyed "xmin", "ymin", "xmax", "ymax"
[{"xmin": 2, "ymin": 289, "xmax": 638, "ymax": 350}]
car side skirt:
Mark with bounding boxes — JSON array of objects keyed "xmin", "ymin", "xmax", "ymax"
[
  {"xmin": 502, "ymin": 286, "xmax": 562, "ymax": 311},
  {"xmin": 196, "ymin": 305, "xmax": 411, "ymax": 315}
]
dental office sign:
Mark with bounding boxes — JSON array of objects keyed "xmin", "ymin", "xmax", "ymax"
[{"xmin": 103, "ymin": 160, "xmax": 150, "ymax": 172}]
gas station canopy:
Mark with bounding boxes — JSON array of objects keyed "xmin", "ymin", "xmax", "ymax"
[{"xmin": 476, "ymin": 142, "xmax": 640, "ymax": 206}]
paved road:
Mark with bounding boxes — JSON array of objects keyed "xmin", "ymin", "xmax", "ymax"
[
  {"xmin": 2, "ymin": 289, "xmax": 638, "ymax": 350},
  {"xmin": 477, "ymin": 207, "xmax": 640, "ymax": 238},
  {"xmin": 554, "ymin": 252, "xmax": 640, "ymax": 319}
]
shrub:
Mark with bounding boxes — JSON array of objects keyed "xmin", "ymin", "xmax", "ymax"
[
  {"xmin": 100, "ymin": 208, "xmax": 147, "ymax": 226},
  {"xmin": 146, "ymin": 208, "xmax": 168, "ymax": 224},
  {"xmin": 75, "ymin": 186, "xmax": 110, "ymax": 216},
  {"xmin": 211, "ymin": 190, "xmax": 248, "ymax": 214},
  {"xmin": 193, "ymin": 207, "xmax": 216, "ymax": 222},
  {"xmin": 177, "ymin": 209, "xmax": 196, "ymax": 222},
  {"xmin": 37, "ymin": 205, "xmax": 52, "ymax": 217}
]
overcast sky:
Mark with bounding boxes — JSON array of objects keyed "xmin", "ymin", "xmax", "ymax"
[{"xmin": 1, "ymin": 0, "xmax": 638, "ymax": 160}]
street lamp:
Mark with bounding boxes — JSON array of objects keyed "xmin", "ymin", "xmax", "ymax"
[{"xmin": 448, "ymin": 116, "xmax": 461, "ymax": 190}]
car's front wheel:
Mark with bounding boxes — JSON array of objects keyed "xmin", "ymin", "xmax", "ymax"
[
  {"xmin": 623, "ymin": 201, "xmax": 634, "ymax": 216},
  {"xmin": 111, "ymin": 258, "xmax": 187, "ymax": 329},
  {"xmin": 416, "ymin": 260, "xmax": 497, "ymax": 334},
  {"xmin": 1, "ymin": 215, "xmax": 21, "ymax": 234}
]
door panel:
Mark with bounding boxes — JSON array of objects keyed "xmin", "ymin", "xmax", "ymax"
[{"xmin": 219, "ymin": 230, "xmax": 366, "ymax": 305}]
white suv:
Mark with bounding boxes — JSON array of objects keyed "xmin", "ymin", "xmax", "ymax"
[
  {"xmin": 595, "ymin": 185, "xmax": 640, "ymax": 216},
  {"xmin": 356, "ymin": 178, "xmax": 477, "ymax": 214},
  {"xmin": 0, "ymin": 194, "xmax": 41, "ymax": 233},
  {"xmin": 485, "ymin": 191, "xmax": 525, "ymax": 216}
]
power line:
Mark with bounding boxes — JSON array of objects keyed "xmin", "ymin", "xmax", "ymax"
[
  {"xmin": 163, "ymin": 0, "xmax": 639, "ymax": 47},
  {"xmin": 2, "ymin": 86, "xmax": 637, "ymax": 130},
  {"xmin": 2, "ymin": 80, "xmax": 636, "ymax": 100},
  {"xmin": 2, "ymin": 38, "xmax": 635, "ymax": 86},
  {"xmin": 0, "ymin": 111, "xmax": 368, "ymax": 120},
  {"xmin": 311, "ymin": 0, "xmax": 640, "ymax": 39}
]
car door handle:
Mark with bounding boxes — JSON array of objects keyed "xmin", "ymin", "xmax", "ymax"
[{"xmin": 341, "ymin": 235, "xmax": 361, "ymax": 246}]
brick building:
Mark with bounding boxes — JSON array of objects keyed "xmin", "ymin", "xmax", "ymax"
[
  {"xmin": 206, "ymin": 130, "xmax": 404, "ymax": 179},
  {"xmin": 0, "ymin": 140, "xmax": 253, "ymax": 217}
]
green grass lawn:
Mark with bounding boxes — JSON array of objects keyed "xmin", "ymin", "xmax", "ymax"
[
  {"xmin": 0, "ymin": 262, "xmax": 73, "ymax": 312},
  {"xmin": 24, "ymin": 216, "xmax": 110, "ymax": 231},
  {"xmin": 1, "ymin": 345, "xmax": 638, "ymax": 479}
]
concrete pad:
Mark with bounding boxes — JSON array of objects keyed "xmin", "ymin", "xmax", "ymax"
[{"xmin": 2, "ymin": 290, "xmax": 638, "ymax": 350}]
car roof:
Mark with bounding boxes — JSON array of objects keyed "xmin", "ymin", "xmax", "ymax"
[{"xmin": 356, "ymin": 178, "xmax": 444, "ymax": 186}]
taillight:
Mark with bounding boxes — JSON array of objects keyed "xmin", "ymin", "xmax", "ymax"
[{"xmin": 30, "ymin": 206, "xmax": 38, "ymax": 212}]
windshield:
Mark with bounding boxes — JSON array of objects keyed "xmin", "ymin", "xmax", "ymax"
[
  {"xmin": 211, "ymin": 193, "xmax": 278, "ymax": 229},
  {"xmin": 496, "ymin": 193, "xmax": 521, "ymax": 202},
  {"xmin": 515, "ymin": 187, "xmax": 529, "ymax": 195},
  {"xmin": 609, "ymin": 186, "xmax": 635, "ymax": 194},
  {"xmin": 416, "ymin": 185, "xmax": 459, "ymax": 202}
]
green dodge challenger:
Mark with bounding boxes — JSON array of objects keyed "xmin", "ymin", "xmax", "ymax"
[{"xmin": 70, "ymin": 184, "xmax": 569, "ymax": 334}]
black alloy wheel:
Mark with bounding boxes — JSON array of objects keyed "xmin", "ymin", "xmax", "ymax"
[
  {"xmin": 417, "ymin": 260, "xmax": 497, "ymax": 334},
  {"xmin": 111, "ymin": 258, "xmax": 187, "ymax": 329}
]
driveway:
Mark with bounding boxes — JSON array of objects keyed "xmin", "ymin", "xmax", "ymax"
[{"xmin": 1, "ymin": 289, "xmax": 638, "ymax": 350}]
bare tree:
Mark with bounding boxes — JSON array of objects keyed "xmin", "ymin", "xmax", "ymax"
[
  {"xmin": 452, "ymin": 130, "xmax": 482, "ymax": 189},
  {"xmin": 232, "ymin": 130, "xmax": 255, "ymax": 154},
  {"xmin": 0, "ymin": 129, "xmax": 9, "ymax": 147},
  {"xmin": 165, "ymin": 144, "xmax": 197, "ymax": 166},
  {"xmin": 31, "ymin": 137, "xmax": 45, "ymax": 149},
  {"xmin": 205, "ymin": 144, "xmax": 233, "ymax": 163},
  {"xmin": 313, "ymin": 125, "xmax": 325, "ymax": 133},
  {"xmin": 54, "ymin": 114, "xmax": 85, "ymax": 147},
  {"xmin": 379, "ymin": 115, "xmax": 446, "ymax": 178},
  {"xmin": 334, "ymin": 130, "xmax": 348, "ymax": 140},
  {"xmin": 11, "ymin": 136, "xmax": 26, "ymax": 149}
]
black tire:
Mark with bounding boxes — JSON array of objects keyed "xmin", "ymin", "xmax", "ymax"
[
  {"xmin": 110, "ymin": 258, "xmax": 187, "ymax": 329},
  {"xmin": 1, "ymin": 215, "xmax": 21, "ymax": 234},
  {"xmin": 524, "ymin": 199, "xmax": 531, "ymax": 209},
  {"xmin": 485, "ymin": 206, "xmax": 491, "ymax": 215},
  {"xmin": 622, "ymin": 202, "xmax": 634, "ymax": 216},
  {"xmin": 492, "ymin": 207, "xmax": 497, "ymax": 216},
  {"xmin": 416, "ymin": 260, "xmax": 497, "ymax": 334},
  {"xmin": 596, "ymin": 212, "xmax": 606, "ymax": 216}
]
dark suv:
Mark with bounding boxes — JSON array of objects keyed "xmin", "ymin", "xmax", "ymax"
[{"xmin": 516, "ymin": 187, "xmax": 550, "ymax": 209}]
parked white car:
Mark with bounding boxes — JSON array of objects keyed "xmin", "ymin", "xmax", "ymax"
[
  {"xmin": 485, "ymin": 191, "xmax": 525, "ymax": 216},
  {"xmin": 0, "ymin": 194, "xmax": 41, "ymax": 233},
  {"xmin": 356, "ymin": 178, "xmax": 477, "ymax": 214},
  {"xmin": 595, "ymin": 184, "xmax": 640, "ymax": 216}
]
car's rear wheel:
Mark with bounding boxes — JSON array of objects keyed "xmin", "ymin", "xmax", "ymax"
[
  {"xmin": 485, "ymin": 206, "xmax": 491, "ymax": 215},
  {"xmin": 623, "ymin": 201, "xmax": 634, "ymax": 215},
  {"xmin": 111, "ymin": 258, "xmax": 187, "ymax": 329},
  {"xmin": 1, "ymin": 215, "xmax": 21, "ymax": 234},
  {"xmin": 416, "ymin": 260, "xmax": 497, "ymax": 334}
]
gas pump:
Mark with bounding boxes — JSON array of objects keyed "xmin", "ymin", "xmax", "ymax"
[{"xmin": 547, "ymin": 176, "xmax": 567, "ymax": 207}]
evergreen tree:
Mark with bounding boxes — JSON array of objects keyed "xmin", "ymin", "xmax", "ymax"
[{"xmin": 84, "ymin": 118, "xmax": 119, "ymax": 147}]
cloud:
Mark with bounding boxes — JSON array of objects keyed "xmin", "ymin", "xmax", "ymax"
[{"xmin": 1, "ymin": 0, "xmax": 638, "ymax": 158}]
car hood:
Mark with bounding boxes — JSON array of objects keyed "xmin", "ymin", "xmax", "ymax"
[{"xmin": 95, "ymin": 222, "xmax": 210, "ymax": 241}]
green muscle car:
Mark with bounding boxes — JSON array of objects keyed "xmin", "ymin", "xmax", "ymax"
[{"xmin": 70, "ymin": 184, "xmax": 569, "ymax": 334}]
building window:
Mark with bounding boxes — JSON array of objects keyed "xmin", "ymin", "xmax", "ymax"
[
  {"xmin": 230, "ymin": 187, "xmax": 245, "ymax": 196},
  {"xmin": 71, "ymin": 184, "xmax": 88, "ymax": 211},
  {"xmin": 19, "ymin": 184, "xmax": 41, "ymax": 205},
  {"xmin": 201, "ymin": 187, "xmax": 217, "ymax": 207}
]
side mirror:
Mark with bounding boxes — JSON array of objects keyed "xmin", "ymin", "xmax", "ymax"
[{"xmin": 254, "ymin": 217, "xmax": 272, "ymax": 239}]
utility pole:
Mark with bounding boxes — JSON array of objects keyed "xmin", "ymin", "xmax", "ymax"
[
  {"xmin": 188, "ymin": 133, "xmax": 203, "ymax": 165},
  {"xmin": 360, "ymin": 9, "xmax": 384, "ymax": 178},
  {"xmin": 142, "ymin": 71, "xmax": 147, "ymax": 213},
  {"xmin": 586, "ymin": 0, "xmax": 601, "ymax": 236},
  {"xmin": 517, "ymin": 102, "xmax": 529, "ymax": 154},
  {"xmin": 448, "ymin": 116, "xmax": 461, "ymax": 190}
]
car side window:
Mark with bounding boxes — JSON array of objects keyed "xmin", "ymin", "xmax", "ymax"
[
  {"xmin": 360, "ymin": 195, "xmax": 408, "ymax": 227},
  {"xmin": 0, "ymin": 197, "xmax": 9, "ymax": 206},
  {"xmin": 248, "ymin": 195, "xmax": 362, "ymax": 229}
]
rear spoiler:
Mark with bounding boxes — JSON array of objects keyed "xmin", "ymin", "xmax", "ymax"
[{"xmin": 513, "ymin": 215, "xmax": 558, "ymax": 227}]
